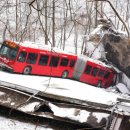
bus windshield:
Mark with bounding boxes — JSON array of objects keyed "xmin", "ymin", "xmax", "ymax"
[{"xmin": 0, "ymin": 44, "xmax": 18, "ymax": 60}]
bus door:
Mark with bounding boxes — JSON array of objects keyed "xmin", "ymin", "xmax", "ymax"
[
  {"xmin": 15, "ymin": 51, "xmax": 39, "ymax": 75},
  {"xmin": 96, "ymin": 68, "xmax": 106, "ymax": 87},
  {"xmin": 50, "ymin": 54, "xmax": 77, "ymax": 78},
  {"xmin": 102, "ymin": 70, "xmax": 113, "ymax": 88},
  {"xmin": 37, "ymin": 53, "xmax": 51, "ymax": 76},
  {"xmin": 14, "ymin": 50, "xmax": 28, "ymax": 73},
  {"xmin": 68, "ymin": 57, "xmax": 77, "ymax": 78},
  {"xmin": 49, "ymin": 55, "xmax": 60, "ymax": 77}
]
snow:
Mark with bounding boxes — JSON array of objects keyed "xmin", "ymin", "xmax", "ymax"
[
  {"xmin": 90, "ymin": 24, "xmax": 104, "ymax": 36},
  {"xmin": 115, "ymin": 83, "xmax": 130, "ymax": 95},
  {"xmin": 0, "ymin": 71, "xmax": 120, "ymax": 105},
  {"xmin": 0, "ymin": 91, "xmax": 5, "ymax": 96},
  {"xmin": 0, "ymin": 0, "xmax": 129, "ymax": 129},
  {"xmin": 49, "ymin": 103, "xmax": 109, "ymax": 123},
  {"xmin": 122, "ymin": 73, "xmax": 130, "ymax": 91},
  {"xmin": 49, "ymin": 103, "xmax": 90, "ymax": 123},
  {"xmin": 85, "ymin": 41, "xmax": 106, "ymax": 59},
  {"xmin": 1, "ymin": 70, "xmax": 123, "ymax": 128},
  {"xmin": 9, "ymin": 40, "xmax": 76, "ymax": 56},
  {"xmin": 111, "ymin": 73, "xmax": 130, "ymax": 95},
  {"xmin": 0, "ymin": 116, "xmax": 52, "ymax": 130},
  {"xmin": 19, "ymin": 102, "xmax": 41, "ymax": 112}
]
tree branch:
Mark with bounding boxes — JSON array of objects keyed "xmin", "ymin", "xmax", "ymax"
[{"xmin": 90, "ymin": 0, "xmax": 130, "ymax": 37}]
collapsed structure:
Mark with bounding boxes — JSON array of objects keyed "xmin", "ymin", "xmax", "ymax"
[
  {"xmin": 83, "ymin": 18, "xmax": 130, "ymax": 94},
  {"xmin": 0, "ymin": 71, "xmax": 130, "ymax": 130},
  {"xmin": 85, "ymin": 18, "xmax": 130, "ymax": 78}
]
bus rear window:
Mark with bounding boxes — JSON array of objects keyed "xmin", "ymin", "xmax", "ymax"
[
  {"xmin": 69, "ymin": 60, "xmax": 75, "ymax": 67},
  {"xmin": 26, "ymin": 53, "xmax": 38, "ymax": 64},
  {"xmin": 98, "ymin": 69, "xmax": 105, "ymax": 77},
  {"xmin": 60, "ymin": 58, "xmax": 69, "ymax": 66},
  {"xmin": 84, "ymin": 65, "xmax": 92, "ymax": 74},
  {"xmin": 38, "ymin": 54, "xmax": 49, "ymax": 66},
  {"xmin": 104, "ymin": 71, "xmax": 110, "ymax": 79},
  {"xmin": 91, "ymin": 67, "xmax": 99, "ymax": 77},
  {"xmin": 50, "ymin": 56, "xmax": 59, "ymax": 67}
]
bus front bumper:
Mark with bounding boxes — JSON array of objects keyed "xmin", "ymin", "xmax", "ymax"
[{"xmin": 0, "ymin": 63, "xmax": 13, "ymax": 72}]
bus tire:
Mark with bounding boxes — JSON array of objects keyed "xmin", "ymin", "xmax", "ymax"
[
  {"xmin": 23, "ymin": 66, "xmax": 31, "ymax": 75},
  {"xmin": 61, "ymin": 71, "xmax": 68, "ymax": 78},
  {"xmin": 97, "ymin": 80, "xmax": 102, "ymax": 88}
]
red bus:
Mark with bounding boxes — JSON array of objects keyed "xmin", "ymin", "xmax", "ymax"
[
  {"xmin": 0, "ymin": 40, "xmax": 77, "ymax": 78},
  {"xmin": 72, "ymin": 56, "xmax": 116, "ymax": 88},
  {"xmin": 0, "ymin": 40, "xmax": 116, "ymax": 88}
]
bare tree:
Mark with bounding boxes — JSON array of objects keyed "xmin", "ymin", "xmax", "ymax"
[
  {"xmin": 16, "ymin": 0, "xmax": 18, "ymax": 40},
  {"xmin": 45, "ymin": 0, "xmax": 48, "ymax": 45},
  {"xmin": 91, "ymin": 0, "xmax": 130, "ymax": 37},
  {"xmin": 52, "ymin": 0, "xmax": 55, "ymax": 47},
  {"xmin": 0, "ymin": 0, "xmax": 129, "ymax": 52}
]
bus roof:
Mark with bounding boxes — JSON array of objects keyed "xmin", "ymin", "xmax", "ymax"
[
  {"xmin": 5, "ymin": 40, "xmax": 77, "ymax": 57},
  {"xmin": 79, "ymin": 55, "xmax": 114, "ymax": 69},
  {"xmin": 4, "ymin": 40, "xmax": 115, "ymax": 70}
]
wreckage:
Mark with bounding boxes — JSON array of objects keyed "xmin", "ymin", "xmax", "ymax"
[
  {"xmin": 85, "ymin": 18, "xmax": 130, "ymax": 79},
  {"xmin": 82, "ymin": 18, "xmax": 130, "ymax": 94},
  {"xmin": 0, "ymin": 71, "xmax": 130, "ymax": 130},
  {"xmin": 0, "ymin": 19, "xmax": 130, "ymax": 130}
]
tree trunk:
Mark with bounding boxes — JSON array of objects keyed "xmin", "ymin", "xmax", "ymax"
[
  {"xmin": 52, "ymin": 0, "xmax": 55, "ymax": 47},
  {"xmin": 45, "ymin": 0, "xmax": 48, "ymax": 45}
]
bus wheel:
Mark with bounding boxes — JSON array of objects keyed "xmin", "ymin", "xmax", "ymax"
[
  {"xmin": 61, "ymin": 71, "xmax": 68, "ymax": 78},
  {"xmin": 97, "ymin": 81, "xmax": 102, "ymax": 88},
  {"xmin": 23, "ymin": 66, "xmax": 31, "ymax": 75}
]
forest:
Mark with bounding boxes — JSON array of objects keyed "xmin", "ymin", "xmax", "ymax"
[
  {"xmin": 0, "ymin": 0, "xmax": 130, "ymax": 77},
  {"xmin": 0, "ymin": 0, "xmax": 129, "ymax": 47}
]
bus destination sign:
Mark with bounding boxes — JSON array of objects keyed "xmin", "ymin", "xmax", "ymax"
[{"xmin": 4, "ymin": 41, "xmax": 18, "ymax": 49}]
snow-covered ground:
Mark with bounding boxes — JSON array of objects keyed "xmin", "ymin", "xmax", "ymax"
[
  {"xmin": 0, "ymin": 116, "xmax": 52, "ymax": 130},
  {"xmin": 0, "ymin": 70, "xmax": 122, "ymax": 129},
  {"xmin": 0, "ymin": 71, "xmax": 121, "ymax": 105}
]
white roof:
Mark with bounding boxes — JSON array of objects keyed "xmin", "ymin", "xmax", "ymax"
[
  {"xmin": 9, "ymin": 40, "xmax": 114, "ymax": 69},
  {"xmin": 17, "ymin": 41, "xmax": 76, "ymax": 56},
  {"xmin": 80, "ymin": 55, "xmax": 113, "ymax": 69}
]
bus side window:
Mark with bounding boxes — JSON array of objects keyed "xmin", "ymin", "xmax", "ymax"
[
  {"xmin": 26, "ymin": 53, "xmax": 38, "ymax": 64},
  {"xmin": 69, "ymin": 60, "xmax": 75, "ymax": 67},
  {"xmin": 60, "ymin": 58, "xmax": 69, "ymax": 66},
  {"xmin": 49, "ymin": 56, "xmax": 59, "ymax": 67},
  {"xmin": 84, "ymin": 65, "xmax": 92, "ymax": 74},
  {"xmin": 98, "ymin": 69, "xmax": 105, "ymax": 77},
  {"xmin": 17, "ymin": 51, "xmax": 27, "ymax": 62},
  {"xmin": 38, "ymin": 54, "xmax": 49, "ymax": 66},
  {"xmin": 104, "ymin": 71, "xmax": 110, "ymax": 79},
  {"xmin": 91, "ymin": 67, "xmax": 99, "ymax": 77}
]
